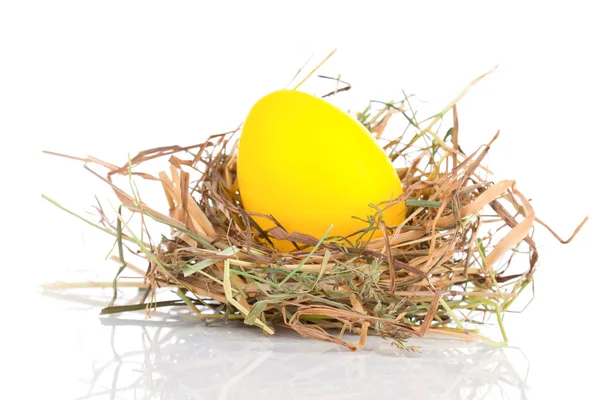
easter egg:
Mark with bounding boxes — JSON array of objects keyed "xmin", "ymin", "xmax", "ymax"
[{"xmin": 237, "ymin": 89, "xmax": 405, "ymax": 249}]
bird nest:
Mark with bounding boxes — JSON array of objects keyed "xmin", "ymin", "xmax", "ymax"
[{"xmin": 44, "ymin": 67, "xmax": 586, "ymax": 351}]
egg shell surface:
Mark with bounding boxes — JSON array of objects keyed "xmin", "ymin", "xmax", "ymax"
[{"xmin": 237, "ymin": 89, "xmax": 405, "ymax": 247}]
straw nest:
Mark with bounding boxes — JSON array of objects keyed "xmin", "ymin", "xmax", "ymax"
[{"xmin": 44, "ymin": 68, "xmax": 587, "ymax": 351}]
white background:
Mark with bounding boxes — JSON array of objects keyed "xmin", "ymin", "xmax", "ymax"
[{"xmin": 2, "ymin": 1, "xmax": 599, "ymax": 399}]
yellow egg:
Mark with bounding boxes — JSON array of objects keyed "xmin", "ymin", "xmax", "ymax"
[{"xmin": 237, "ymin": 89, "xmax": 405, "ymax": 250}]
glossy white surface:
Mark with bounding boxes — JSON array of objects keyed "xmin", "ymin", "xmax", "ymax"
[{"xmin": 34, "ymin": 293, "xmax": 532, "ymax": 400}]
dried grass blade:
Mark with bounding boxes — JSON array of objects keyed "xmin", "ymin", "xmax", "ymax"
[
  {"xmin": 418, "ymin": 291, "xmax": 442, "ymax": 337},
  {"xmin": 485, "ymin": 186, "xmax": 534, "ymax": 268},
  {"xmin": 223, "ymin": 260, "xmax": 274, "ymax": 334},
  {"xmin": 534, "ymin": 215, "xmax": 589, "ymax": 244}
]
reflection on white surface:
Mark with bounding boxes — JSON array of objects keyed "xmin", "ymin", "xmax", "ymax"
[{"xmin": 50, "ymin": 296, "xmax": 530, "ymax": 400}]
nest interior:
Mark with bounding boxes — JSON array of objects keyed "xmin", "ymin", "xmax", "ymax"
[{"xmin": 44, "ymin": 70, "xmax": 586, "ymax": 351}]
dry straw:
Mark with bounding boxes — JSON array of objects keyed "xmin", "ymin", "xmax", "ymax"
[{"xmin": 43, "ymin": 55, "xmax": 587, "ymax": 350}]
